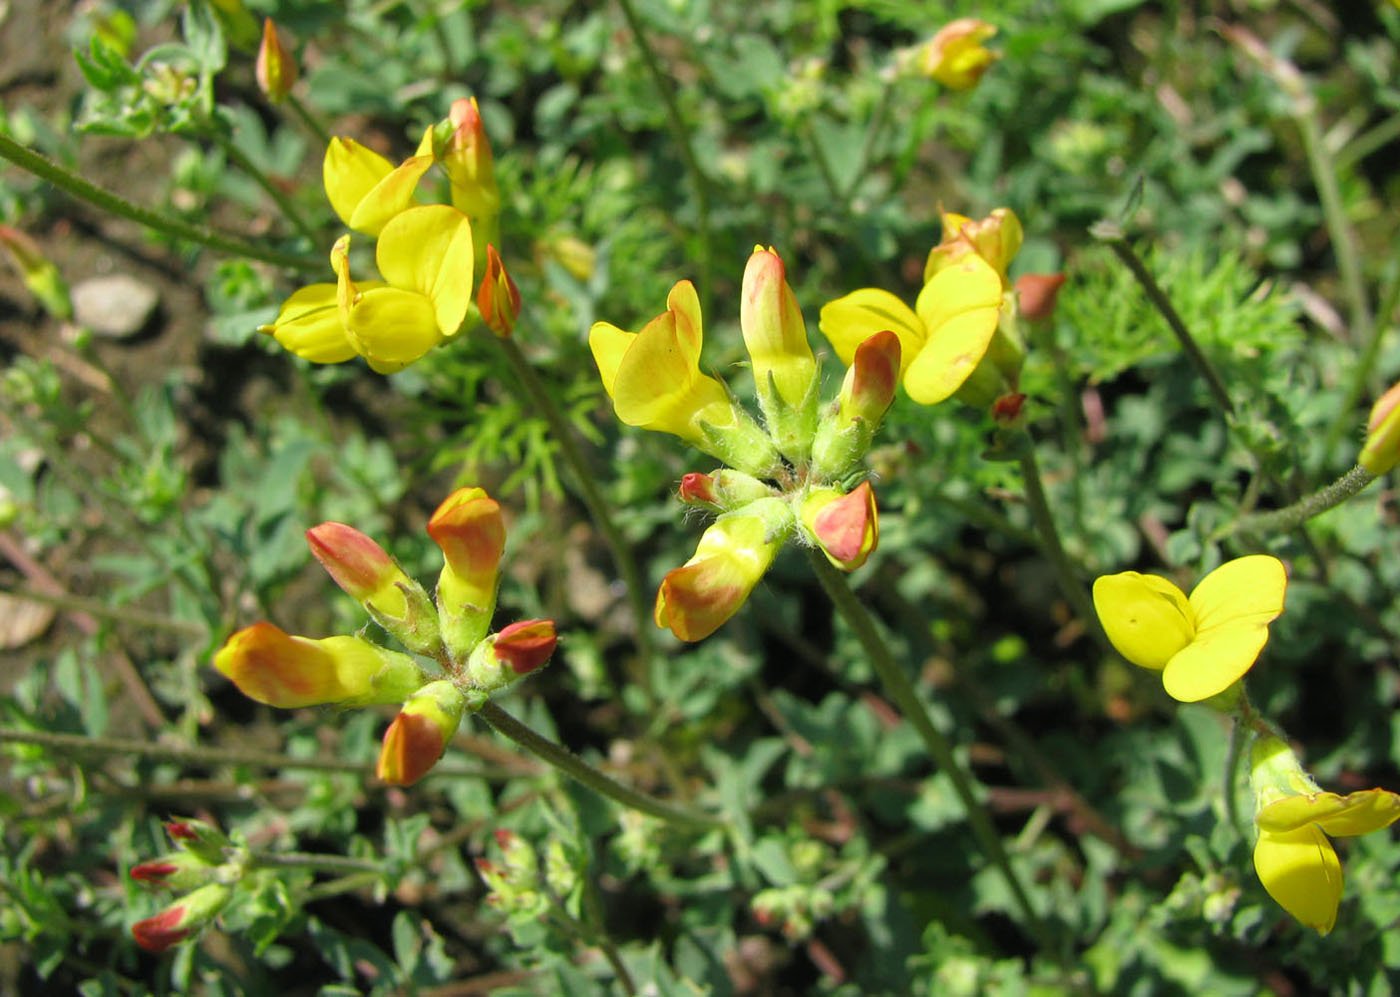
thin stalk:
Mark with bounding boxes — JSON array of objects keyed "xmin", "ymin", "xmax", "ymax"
[
  {"xmin": 1333, "ymin": 110, "xmax": 1400, "ymax": 174},
  {"xmin": 1322, "ymin": 255, "xmax": 1400, "ymax": 464},
  {"xmin": 550, "ymin": 893, "xmax": 637, "ymax": 996},
  {"xmin": 214, "ymin": 132, "xmax": 319, "ymax": 242},
  {"xmin": 2, "ymin": 585, "xmax": 206, "ymax": 635},
  {"xmin": 1297, "ymin": 109, "xmax": 1372, "ymax": 352},
  {"xmin": 284, "ymin": 93, "xmax": 332, "ymax": 147},
  {"xmin": 0, "ymin": 132, "xmax": 319, "ymax": 272},
  {"xmin": 613, "ymin": 0, "xmax": 713, "ymax": 314},
  {"xmin": 302, "ymin": 871, "xmax": 381, "ymax": 903},
  {"xmin": 803, "ymin": 549, "xmax": 1056, "ymax": 957},
  {"xmin": 1215, "ymin": 464, "xmax": 1376, "ymax": 541},
  {"xmin": 1091, "ymin": 222, "xmax": 1235, "ymax": 420},
  {"xmin": 492, "ymin": 334, "xmax": 655, "ymax": 665},
  {"xmin": 251, "ymin": 851, "xmax": 384, "ymax": 875},
  {"xmin": 1223, "ymin": 721, "xmax": 1247, "ymax": 840},
  {"xmin": 476, "ymin": 701, "xmax": 725, "ymax": 830},
  {"xmin": 1017, "ymin": 443, "xmax": 1110, "ymax": 653},
  {"xmin": 0, "ymin": 726, "xmax": 496, "ymax": 779}
]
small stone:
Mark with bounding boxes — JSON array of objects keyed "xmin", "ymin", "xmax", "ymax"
[{"xmin": 71, "ymin": 274, "xmax": 161, "ymax": 339}]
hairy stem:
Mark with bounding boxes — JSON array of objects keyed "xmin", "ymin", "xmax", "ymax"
[
  {"xmin": 251, "ymin": 851, "xmax": 384, "ymax": 875},
  {"xmin": 476, "ymin": 701, "xmax": 724, "ymax": 830},
  {"xmin": 493, "ymin": 334, "xmax": 656, "ymax": 667},
  {"xmin": 613, "ymin": 0, "xmax": 714, "ymax": 315},
  {"xmin": 214, "ymin": 132, "xmax": 319, "ymax": 242},
  {"xmin": 284, "ymin": 92, "xmax": 332, "ymax": 147},
  {"xmin": 0, "ymin": 726, "xmax": 496, "ymax": 779},
  {"xmin": 1216, "ymin": 464, "xmax": 1376, "ymax": 541},
  {"xmin": 1092, "ymin": 222, "xmax": 1235, "ymax": 420},
  {"xmin": 0, "ymin": 132, "xmax": 319, "ymax": 271},
  {"xmin": 804, "ymin": 550, "xmax": 1056, "ymax": 957}
]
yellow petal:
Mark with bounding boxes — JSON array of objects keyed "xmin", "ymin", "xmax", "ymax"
[
  {"xmin": 589, "ymin": 322, "xmax": 637, "ymax": 397},
  {"xmin": 1163, "ymin": 555, "xmax": 1287, "ymax": 702},
  {"xmin": 259, "ymin": 283, "xmax": 356, "ymax": 363},
  {"xmin": 1258, "ymin": 789, "xmax": 1400, "ymax": 837},
  {"xmin": 375, "ymin": 204, "xmax": 475, "ymax": 337},
  {"xmin": 818, "ymin": 288, "xmax": 925, "ymax": 374},
  {"xmin": 346, "ymin": 286, "xmax": 443, "ymax": 371},
  {"xmin": 1091, "ymin": 571, "xmax": 1194, "ymax": 671},
  {"xmin": 323, "ymin": 137, "xmax": 394, "ymax": 230},
  {"xmin": 347, "ymin": 154, "xmax": 435, "ymax": 236},
  {"xmin": 1252, "ymin": 824, "xmax": 1341, "ymax": 935},
  {"xmin": 904, "ymin": 255, "xmax": 1005, "ymax": 404},
  {"xmin": 654, "ymin": 512, "xmax": 783, "ymax": 641}
]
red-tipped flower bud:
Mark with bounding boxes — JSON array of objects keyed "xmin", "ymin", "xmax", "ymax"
[
  {"xmin": 1014, "ymin": 273, "xmax": 1066, "ymax": 322},
  {"xmin": 465, "ymin": 619, "xmax": 557, "ymax": 691},
  {"xmin": 377, "ymin": 679, "xmax": 471, "ymax": 786},
  {"xmin": 477, "ymin": 245, "xmax": 521, "ymax": 337},
  {"xmin": 428, "ymin": 487, "xmax": 506, "ymax": 659},
  {"xmin": 131, "ymin": 883, "xmax": 232, "ymax": 952},
  {"xmin": 1360, "ymin": 381, "xmax": 1400, "ymax": 475},
  {"xmin": 801, "ymin": 482, "xmax": 879, "ymax": 571},
  {"xmin": 255, "ymin": 18, "xmax": 297, "ymax": 102}
]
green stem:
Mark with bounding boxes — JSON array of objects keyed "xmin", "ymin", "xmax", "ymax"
[
  {"xmin": 284, "ymin": 93, "xmax": 332, "ymax": 147},
  {"xmin": 1215, "ymin": 464, "xmax": 1376, "ymax": 541},
  {"xmin": 1017, "ymin": 442, "xmax": 1109, "ymax": 652},
  {"xmin": 251, "ymin": 851, "xmax": 384, "ymax": 875},
  {"xmin": 803, "ymin": 549, "xmax": 1056, "ymax": 957},
  {"xmin": 1297, "ymin": 109, "xmax": 1372, "ymax": 354},
  {"xmin": 0, "ymin": 726, "xmax": 497, "ymax": 779},
  {"xmin": 0, "ymin": 132, "xmax": 319, "ymax": 272},
  {"xmin": 1322, "ymin": 256, "xmax": 1399, "ymax": 465},
  {"xmin": 613, "ymin": 0, "xmax": 714, "ymax": 315},
  {"xmin": 302, "ymin": 871, "xmax": 381, "ymax": 903},
  {"xmin": 1091, "ymin": 221, "xmax": 1235, "ymax": 420},
  {"xmin": 214, "ymin": 132, "xmax": 319, "ymax": 242},
  {"xmin": 549, "ymin": 895, "xmax": 637, "ymax": 996},
  {"xmin": 2, "ymin": 585, "xmax": 206, "ymax": 635},
  {"xmin": 493, "ymin": 334, "xmax": 655, "ymax": 665},
  {"xmin": 1223, "ymin": 720, "xmax": 1247, "ymax": 840},
  {"xmin": 476, "ymin": 701, "xmax": 725, "ymax": 830}
]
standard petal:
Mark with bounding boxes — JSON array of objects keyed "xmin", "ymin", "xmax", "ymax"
[
  {"xmin": 611, "ymin": 311, "xmax": 734, "ymax": 440},
  {"xmin": 323, "ymin": 137, "xmax": 395, "ymax": 230},
  {"xmin": 1188, "ymin": 554, "xmax": 1287, "ymax": 633},
  {"xmin": 1258, "ymin": 789, "xmax": 1400, "ymax": 838},
  {"xmin": 1252, "ymin": 825, "xmax": 1341, "ymax": 935},
  {"xmin": 589, "ymin": 322, "xmax": 637, "ymax": 397},
  {"xmin": 818, "ymin": 288, "xmax": 925, "ymax": 373},
  {"xmin": 259, "ymin": 283, "xmax": 357, "ymax": 363},
  {"xmin": 1092, "ymin": 571, "xmax": 1194, "ymax": 671},
  {"xmin": 904, "ymin": 256, "xmax": 1003, "ymax": 404}
]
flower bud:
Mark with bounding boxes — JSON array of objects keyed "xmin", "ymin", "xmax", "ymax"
[
  {"xmin": 377, "ymin": 679, "xmax": 472, "ymax": 786},
  {"xmin": 916, "ymin": 19, "xmax": 1000, "ymax": 91},
  {"xmin": 1014, "ymin": 273, "xmax": 1066, "ymax": 321},
  {"xmin": 130, "ymin": 853, "xmax": 213, "ymax": 892},
  {"xmin": 436, "ymin": 97, "xmax": 500, "ymax": 220},
  {"xmin": 214, "ymin": 623, "xmax": 427, "ymax": 709},
  {"xmin": 255, "ymin": 18, "xmax": 297, "ymax": 102},
  {"xmin": 655, "ymin": 500, "xmax": 791, "ymax": 641},
  {"xmin": 678, "ymin": 472, "xmax": 719, "ymax": 508},
  {"xmin": 926, "ymin": 208, "xmax": 1022, "ymax": 286},
  {"xmin": 477, "ymin": 245, "xmax": 521, "ymax": 337},
  {"xmin": 0, "ymin": 225, "xmax": 72, "ymax": 319},
  {"xmin": 813, "ymin": 330, "xmax": 901, "ymax": 480},
  {"xmin": 740, "ymin": 246, "xmax": 819, "ymax": 461},
  {"xmin": 465, "ymin": 619, "xmax": 557, "ymax": 692},
  {"xmin": 801, "ymin": 482, "xmax": 879, "ymax": 571},
  {"xmin": 306, "ymin": 522, "xmax": 441, "ymax": 656},
  {"xmin": 131, "ymin": 882, "xmax": 232, "ymax": 952},
  {"xmin": 163, "ymin": 818, "xmax": 231, "ymax": 864},
  {"xmin": 679, "ymin": 471, "xmax": 779, "ymax": 510},
  {"xmin": 427, "ymin": 487, "xmax": 506, "ymax": 660},
  {"xmin": 1359, "ymin": 381, "xmax": 1400, "ymax": 475}
]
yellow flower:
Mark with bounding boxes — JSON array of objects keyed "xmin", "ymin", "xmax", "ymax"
[
  {"xmin": 925, "ymin": 207, "xmax": 1022, "ymax": 288},
  {"xmin": 1092, "ymin": 555, "xmax": 1286, "ymax": 702},
  {"xmin": 818, "ymin": 253, "xmax": 1003, "ymax": 405},
  {"xmin": 322, "ymin": 135, "xmax": 434, "ymax": 237},
  {"xmin": 1250, "ymin": 736, "xmax": 1400, "ymax": 934},
  {"xmin": 916, "ymin": 19, "xmax": 1000, "ymax": 91},
  {"xmin": 589, "ymin": 280, "xmax": 744, "ymax": 445}
]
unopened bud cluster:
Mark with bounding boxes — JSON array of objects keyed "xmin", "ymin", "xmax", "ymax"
[
  {"xmin": 214, "ymin": 487, "xmax": 557, "ymax": 786},
  {"xmin": 129, "ymin": 820, "xmax": 242, "ymax": 952}
]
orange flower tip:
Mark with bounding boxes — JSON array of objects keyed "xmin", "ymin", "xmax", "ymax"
[
  {"xmin": 493, "ymin": 829, "xmax": 516, "ymax": 850},
  {"xmin": 164, "ymin": 821, "xmax": 198, "ymax": 842},
  {"xmin": 810, "ymin": 483, "xmax": 879, "ymax": 569},
  {"xmin": 306, "ymin": 522, "xmax": 398, "ymax": 600},
  {"xmin": 477, "ymin": 244, "xmax": 522, "ymax": 337},
  {"xmin": 991, "ymin": 392, "xmax": 1027, "ymax": 425},
  {"xmin": 678, "ymin": 472, "xmax": 719, "ymax": 506},
  {"xmin": 493, "ymin": 619, "xmax": 557, "ymax": 675},
  {"xmin": 845, "ymin": 330, "xmax": 901, "ymax": 418},
  {"xmin": 255, "ymin": 18, "xmax": 297, "ymax": 101},
  {"xmin": 132, "ymin": 908, "xmax": 192, "ymax": 952},
  {"xmin": 377, "ymin": 712, "xmax": 446, "ymax": 786},
  {"xmin": 427, "ymin": 487, "xmax": 506, "ymax": 578},
  {"xmin": 130, "ymin": 861, "xmax": 180, "ymax": 884},
  {"xmin": 1014, "ymin": 273, "xmax": 1066, "ymax": 321}
]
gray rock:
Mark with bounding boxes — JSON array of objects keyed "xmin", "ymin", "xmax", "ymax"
[{"xmin": 72, "ymin": 274, "xmax": 161, "ymax": 339}]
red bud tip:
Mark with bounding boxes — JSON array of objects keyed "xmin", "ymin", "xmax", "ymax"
[
  {"xmin": 130, "ymin": 861, "xmax": 180, "ymax": 883},
  {"xmin": 492, "ymin": 619, "xmax": 557, "ymax": 674},
  {"xmin": 992, "ymin": 392, "xmax": 1027, "ymax": 425},
  {"xmin": 131, "ymin": 906, "xmax": 192, "ymax": 952},
  {"xmin": 1014, "ymin": 273, "xmax": 1066, "ymax": 321},
  {"xmin": 678, "ymin": 472, "xmax": 718, "ymax": 506}
]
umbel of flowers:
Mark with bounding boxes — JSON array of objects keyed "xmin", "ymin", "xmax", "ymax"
[
  {"xmin": 258, "ymin": 97, "xmax": 507, "ymax": 372},
  {"xmin": 590, "ymin": 246, "xmax": 899, "ymax": 642},
  {"xmin": 214, "ymin": 487, "xmax": 557, "ymax": 786}
]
